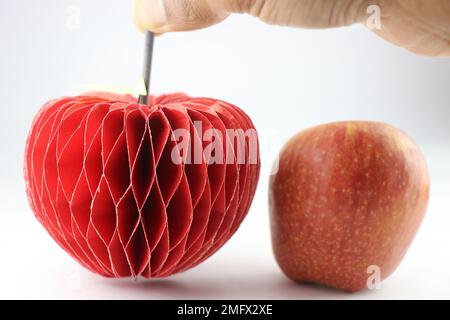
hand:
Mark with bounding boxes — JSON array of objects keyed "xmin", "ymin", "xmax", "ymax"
[{"xmin": 133, "ymin": 0, "xmax": 450, "ymax": 56}]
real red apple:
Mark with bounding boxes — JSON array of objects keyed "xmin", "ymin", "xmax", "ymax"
[{"xmin": 269, "ymin": 121, "xmax": 429, "ymax": 292}]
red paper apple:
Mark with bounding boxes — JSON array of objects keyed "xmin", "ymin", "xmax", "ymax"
[
  {"xmin": 269, "ymin": 121, "xmax": 429, "ymax": 292},
  {"xmin": 24, "ymin": 92, "xmax": 260, "ymax": 278}
]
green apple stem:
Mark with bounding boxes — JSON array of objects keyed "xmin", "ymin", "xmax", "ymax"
[{"xmin": 138, "ymin": 31, "xmax": 155, "ymax": 106}]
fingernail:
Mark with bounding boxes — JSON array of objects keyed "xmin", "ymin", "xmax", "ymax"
[{"xmin": 139, "ymin": 0, "xmax": 167, "ymax": 31}]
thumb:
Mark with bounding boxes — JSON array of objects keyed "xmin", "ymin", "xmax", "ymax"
[
  {"xmin": 133, "ymin": 0, "xmax": 371, "ymax": 33},
  {"xmin": 133, "ymin": 0, "xmax": 232, "ymax": 33}
]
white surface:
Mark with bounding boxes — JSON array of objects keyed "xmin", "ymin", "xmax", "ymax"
[{"xmin": 0, "ymin": 0, "xmax": 449, "ymax": 299}]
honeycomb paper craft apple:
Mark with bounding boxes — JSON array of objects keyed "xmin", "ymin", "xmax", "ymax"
[
  {"xmin": 269, "ymin": 121, "xmax": 429, "ymax": 292},
  {"xmin": 24, "ymin": 92, "xmax": 260, "ymax": 278}
]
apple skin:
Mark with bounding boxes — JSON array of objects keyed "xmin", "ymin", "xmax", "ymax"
[
  {"xmin": 269, "ymin": 121, "xmax": 429, "ymax": 292},
  {"xmin": 24, "ymin": 93, "xmax": 260, "ymax": 278}
]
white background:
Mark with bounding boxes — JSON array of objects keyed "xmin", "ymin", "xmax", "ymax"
[{"xmin": 0, "ymin": 0, "xmax": 449, "ymax": 299}]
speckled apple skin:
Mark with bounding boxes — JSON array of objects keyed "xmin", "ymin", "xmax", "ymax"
[{"xmin": 269, "ymin": 122, "xmax": 429, "ymax": 292}]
